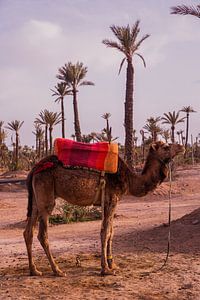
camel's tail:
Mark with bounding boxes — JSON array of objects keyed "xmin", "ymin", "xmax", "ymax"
[
  {"xmin": 26, "ymin": 170, "xmax": 34, "ymax": 218},
  {"xmin": 26, "ymin": 155, "xmax": 60, "ymax": 218}
]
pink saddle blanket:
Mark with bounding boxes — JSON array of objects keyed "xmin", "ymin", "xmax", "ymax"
[{"xmin": 54, "ymin": 138, "xmax": 118, "ymax": 173}]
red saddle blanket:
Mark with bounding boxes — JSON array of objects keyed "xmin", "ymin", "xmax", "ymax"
[{"xmin": 54, "ymin": 138, "xmax": 118, "ymax": 173}]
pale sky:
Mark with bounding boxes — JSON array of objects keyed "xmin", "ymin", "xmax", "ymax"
[{"xmin": 0, "ymin": 0, "xmax": 200, "ymax": 147}]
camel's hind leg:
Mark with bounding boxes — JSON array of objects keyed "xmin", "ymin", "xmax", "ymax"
[
  {"xmin": 100, "ymin": 194, "xmax": 118, "ymax": 275},
  {"xmin": 31, "ymin": 175, "xmax": 66, "ymax": 277},
  {"xmin": 23, "ymin": 203, "xmax": 41, "ymax": 276},
  {"xmin": 37, "ymin": 212, "xmax": 66, "ymax": 277}
]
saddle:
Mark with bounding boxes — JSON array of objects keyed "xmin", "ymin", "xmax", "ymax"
[{"xmin": 54, "ymin": 138, "xmax": 118, "ymax": 173}]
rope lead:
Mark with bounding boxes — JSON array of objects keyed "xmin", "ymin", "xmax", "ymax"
[{"xmin": 141, "ymin": 161, "xmax": 173, "ymax": 276}]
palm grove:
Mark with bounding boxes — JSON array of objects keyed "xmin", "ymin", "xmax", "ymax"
[{"xmin": 0, "ymin": 17, "xmax": 198, "ymax": 170}]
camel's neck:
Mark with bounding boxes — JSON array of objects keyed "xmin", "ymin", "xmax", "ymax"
[{"xmin": 122, "ymin": 155, "xmax": 169, "ymax": 197}]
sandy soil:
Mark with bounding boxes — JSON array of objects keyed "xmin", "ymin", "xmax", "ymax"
[{"xmin": 0, "ymin": 165, "xmax": 200, "ymax": 300}]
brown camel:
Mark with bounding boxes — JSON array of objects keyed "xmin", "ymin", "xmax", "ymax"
[{"xmin": 24, "ymin": 141, "xmax": 184, "ymax": 276}]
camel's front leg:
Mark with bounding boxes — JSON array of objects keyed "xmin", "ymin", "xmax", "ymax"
[
  {"xmin": 100, "ymin": 195, "xmax": 117, "ymax": 275},
  {"xmin": 107, "ymin": 225, "xmax": 118, "ymax": 271},
  {"xmin": 37, "ymin": 213, "xmax": 66, "ymax": 277}
]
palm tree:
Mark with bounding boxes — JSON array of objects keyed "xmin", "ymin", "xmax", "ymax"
[
  {"xmin": 176, "ymin": 130, "xmax": 182, "ymax": 144},
  {"xmin": 102, "ymin": 113, "xmax": 112, "ymax": 143},
  {"xmin": 171, "ymin": 4, "xmax": 200, "ymax": 18},
  {"xmin": 102, "ymin": 21, "xmax": 150, "ymax": 168},
  {"xmin": 6, "ymin": 120, "xmax": 24, "ymax": 170},
  {"xmin": 35, "ymin": 110, "xmax": 49, "ymax": 156},
  {"xmin": 161, "ymin": 111, "xmax": 185, "ymax": 143},
  {"xmin": 45, "ymin": 111, "xmax": 62, "ymax": 154},
  {"xmin": 32, "ymin": 124, "xmax": 44, "ymax": 159},
  {"xmin": 162, "ymin": 129, "xmax": 171, "ymax": 143},
  {"xmin": 180, "ymin": 106, "xmax": 196, "ymax": 152},
  {"xmin": 51, "ymin": 82, "xmax": 72, "ymax": 138},
  {"xmin": 143, "ymin": 116, "xmax": 162, "ymax": 142},
  {"xmin": 57, "ymin": 62, "xmax": 94, "ymax": 142}
]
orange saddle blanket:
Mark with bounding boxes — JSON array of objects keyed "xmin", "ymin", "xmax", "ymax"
[{"xmin": 54, "ymin": 138, "xmax": 118, "ymax": 173}]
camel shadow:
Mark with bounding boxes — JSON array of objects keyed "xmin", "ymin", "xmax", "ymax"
[{"xmin": 114, "ymin": 207, "xmax": 200, "ymax": 255}]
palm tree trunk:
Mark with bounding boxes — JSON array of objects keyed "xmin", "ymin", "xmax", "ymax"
[
  {"xmin": 185, "ymin": 113, "xmax": 189, "ymax": 148},
  {"xmin": 124, "ymin": 59, "xmax": 134, "ymax": 168},
  {"xmin": 49, "ymin": 126, "xmax": 53, "ymax": 154},
  {"xmin": 184, "ymin": 113, "xmax": 189, "ymax": 158},
  {"xmin": 36, "ymin": 136, "xmax": 38, "ymax": 155},
  {"xmin": 61, "ymin": 97, "xmax": 65, "ymax": 138},
  {"xmin": 38, "ymin": 138, "xmax": 41, "ymax": 159},
  {"xmin": 171, "ymin": 126, "xmax": 175, "ymax": 143},
  {"xmin": 73, "ymin": 89, "xmax": 82, "ymax": 142},
  {"xmin": 15, "ymin": 132, "xmax": 19, "ymax": 170},
  {"xmin": 45, "ymin": 125, "xmax": 48, "ymax": 156}
]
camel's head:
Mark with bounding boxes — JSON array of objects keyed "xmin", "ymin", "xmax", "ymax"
[{"xmin": 150, "ymin": 141, "xmax": 185, "ymax": 163}]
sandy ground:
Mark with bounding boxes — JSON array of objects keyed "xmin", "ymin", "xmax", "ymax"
[{"xmin": 0, "ymin": 165, "xmax": 200, "ymax": 299}]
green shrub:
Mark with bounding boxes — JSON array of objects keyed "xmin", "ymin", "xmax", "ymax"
[{"xmin": 49, "ymin": 203, "xmax": 101, "ymax": 225}]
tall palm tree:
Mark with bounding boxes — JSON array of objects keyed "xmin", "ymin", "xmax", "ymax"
[
  {"xmin": 180, "ymin": 106, "xmax": 196, "ymax": 151},
  {"xmin": 143, "ymin": 116, "xmax": 162, "ymax": 142},
  {"xmin": 45, "ymin": 111, "xmax": 62, "ymax": 154},
  {"xmin": 51, "ymin": 82, "xmax": 72, "ymax": 138},
  {"xmin": 102, "ymin": 21, "xmax": 150, "ymax": 168},
  {"xmin": 161, "ymin": 111, "xmax": 185, "ymax": 143},
  {"xmin": 171, "ymin": 4, "xmax": 200, "ymax": 18},
  {"xmin": 57, "ymin": 62, "xmax": 94, "ymax": 142},
  {"xmin": 6, "ymin": 120, "xmax": 24, "ymax": 170}
]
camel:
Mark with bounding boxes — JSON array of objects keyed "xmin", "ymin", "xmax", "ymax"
[{"xmin": 23, "ymin": 141, "xmax": 184, "ymax": 276}]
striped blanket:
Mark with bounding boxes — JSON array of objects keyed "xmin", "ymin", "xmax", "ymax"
[{"xmin": 54, "ymin": 138, "xmax": 118, "ymax": 173}]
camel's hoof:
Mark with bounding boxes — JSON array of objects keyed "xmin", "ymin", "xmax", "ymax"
[
  {"xmin": 30, "ymin": 269, "xmax": 43, "ymax": 276},
  {"xmin": 108, "ymin": 262, "xmax": 119, "ymax": 271},
  {"xmin": 101, "ymin": 268, "xmax": 116, "ymax": 276},
  {"xmin": 54, "ymin": 270, "xmax": 66, "ymax": 277}
]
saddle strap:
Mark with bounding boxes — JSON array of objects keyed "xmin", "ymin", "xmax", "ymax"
[{"xmin": 93, "ymin": 171, "xmax": 106, "ymax": 220}]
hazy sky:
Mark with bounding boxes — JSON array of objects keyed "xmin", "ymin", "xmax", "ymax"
[{"xmin": 0, "ymin": 0, "xmax": 200, "ymax": 147}]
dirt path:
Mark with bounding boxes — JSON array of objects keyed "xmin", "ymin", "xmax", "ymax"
[{"xmin": 0, "ymin": 165, "xmax": 200, "ymax": 299}]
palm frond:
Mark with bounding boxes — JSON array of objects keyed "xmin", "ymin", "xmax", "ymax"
[
  {"xmin": 135, "ymin": 53, "xmax": 146, "ymax": 67},
  {"xmin": 171, "ymin": 5, "xmax": 200, "ymax": 18},
  {"xmin": 79, "ymin": 80, "xmax": 95, "ymax": 86},
  {"xmin": 180, "ymin": 105, "xmax": 196, "ymax": 113},
  {"xmin": 130, "ymin": 20, "xmax": 140, "ymax": 44},
  {"xmin": 110, "ymin": 25, "xmax": 128, "ymax": 45},
  {"xmin": 134, "ymin": 34, "xmax": 150, "ymax": 52},
  {"xmin": 6, "ymin": 120, "xmax": 24, "ymax": 132},
  {"xmin": 118, "ymin": 57, "xmax": 126, "ymax": 74},
  {"xmin": 102, "ymin": 39, "xmax": 125, "ymax": 53}
]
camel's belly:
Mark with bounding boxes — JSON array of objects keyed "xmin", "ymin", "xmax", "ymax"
[{"xmin": 54, "ymin": 169, "xmax": 101, "ymax": 206}]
